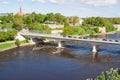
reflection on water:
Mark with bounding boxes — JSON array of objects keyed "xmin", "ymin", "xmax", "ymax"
[{"xmin": 0, "ymin": 32, "xmax": 120, "ymax": 80}]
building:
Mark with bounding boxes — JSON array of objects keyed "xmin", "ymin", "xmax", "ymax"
[
  {"xmin": 98, "ymin": 27, "xmax": 106, "ymax": 33},
  {"xmin": 67, "ymin": 18, "xmax": 84, "ymax": 26},
  {"xmin": 16, "ymin": 7, "xmax": 24, "ymax": 16},
  {"xmin": 44, "ymin": 21, "xmax": 64, "ymax": 35},
  {"xmin": 113, "ymin": 24, "xmax": 120, "ymax": 31}
]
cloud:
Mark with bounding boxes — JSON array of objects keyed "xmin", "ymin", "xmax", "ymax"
[
  {"xmin": 49, "ymin": 0, "xmax": 65, "ymax": 4},
  {"xmin": 31, "ymin": 0, "xmax": 118, "ymax": 6},
  {"xmin": 18, "ymin": 0, "xmax": 23, "ymax": 2},
  {"xmin": 18, "ymin": 0, "xmax": 23, "ymax": 3},
  {"xmin": 80, "ymin": 0, "xmax": 117, "ymax": 7},
  {"xmin": 1, "ymin": 1, "xmax": 9, "ymax": 4},
  {"xmin": 32, "ymin": 0, "xmax": 46, "ymax": 3}
]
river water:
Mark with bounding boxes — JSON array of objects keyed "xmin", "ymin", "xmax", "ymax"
[{"xmin": 0, "ymin": 32, "xmax": 120, "ymax": 80}]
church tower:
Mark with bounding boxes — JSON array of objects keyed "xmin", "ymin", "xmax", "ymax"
[{"xmin": 16, "ymin": 7, "xmax": 24, "ymax": 16}]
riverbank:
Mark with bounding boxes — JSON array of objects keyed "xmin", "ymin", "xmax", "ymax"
[
  {"xmin": 0, "ymin": 41, "xmax": 35, "ymax": 53},
  {"xmin": 94, "ymin": 31, "xmax": 120, "ymax": 36}
]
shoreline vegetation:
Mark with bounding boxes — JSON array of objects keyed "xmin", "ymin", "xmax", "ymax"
[{"xmin": 0, "ymin": 41, "xmax": 35, "ymax": 53}]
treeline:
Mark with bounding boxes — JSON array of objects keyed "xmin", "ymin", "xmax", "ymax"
[
  {"xmin": 83, "ymin": 17, "xmax": 115, "ymax": 32},
  {"xmin": 108, "ymin": 18, "xmax": 120, "ymax": 24},
  {"xmin": 0, "ymin": 13, "xmax": 120, "ymax": 36},
  {"xmin": 0, "ymin": 30, "xmax": 17, "ymax": 42},
  {"xmin": 0, "ymin": 13, "xmax": 79, "ymax": 30},
  {"xmin": 0, "ymin": 13, "xmax": 80, "ymax": 35}
]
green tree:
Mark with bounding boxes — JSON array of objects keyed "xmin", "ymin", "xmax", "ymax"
[
  {"xmin": 29, "ymin": 22, "xmax": 51, "ymax": 34},
  {"xmin": 12, "ymin": 15, "xmax": 23, "ymax": 30},
  {"xmin": 7, "ymin": 30, "xmax": 17, "ymax": 40},
  {"xmin": 55, "ymin": 13, "xmax": 67, "ymax": 24},
  {"xmin": 87, "ymin": 68, "xmax": 120, "ymax": 80},
  {"xmin": 15, "ymin": 39, "xmax": 21, "ymax": 48},
  {"xmin": 63, "ymin": 26, "xmax": 73, "ymax": 35},
  {"xmin": 73, "ymin": 16, "xmax": 79, "ymax": 25},
  {"xmin": 46, "ymin": 13, "xmax": 56, "ymax": 21}
]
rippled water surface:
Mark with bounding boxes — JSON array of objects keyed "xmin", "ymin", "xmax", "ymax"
[{"xmin": 0, "ymin": 32, "xmax": 120, "ymax": 80}]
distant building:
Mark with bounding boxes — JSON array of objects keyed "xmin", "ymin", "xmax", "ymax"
[
  {"xmin": 113, "ymin": 24, "xmax": 120, "ymax": 31},
  {"xmin": 44, "ymin": 21, "xmax": 64, "ymax": 35},
  {"xmin": 16, "ymin": 7, "xmax": 24, "ymax": 16},
  {"xmin": 79, "ymin": 18, "xmax": 83, "ymax": 26},
  {"xmin": 67, "ymin": 18, "xmax": 84, "ymax": 26},
  {"xmin": 99, "ymin": 27, "xmax": 106, "ymax": 33}
]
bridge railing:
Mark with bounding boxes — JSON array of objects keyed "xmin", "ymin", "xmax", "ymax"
[{"xmin": 29, "ymin": 30, "xmax": 50, "ymax": 34}]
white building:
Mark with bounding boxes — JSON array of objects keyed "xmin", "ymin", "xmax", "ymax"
[
  {"xmin": 114, "ymin": 24, "xmax": 120, "ymax": 31},
  {"xmin": 98, "ymin": 27, "xmax": 106, "ymax": 33}
]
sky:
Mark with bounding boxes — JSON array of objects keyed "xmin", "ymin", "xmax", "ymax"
[{"xmin": 0, "ymin": 0, "xmax": 120, "ymax": 17}]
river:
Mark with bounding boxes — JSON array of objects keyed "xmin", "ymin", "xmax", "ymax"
[{"xmin": 0, "ymin": 32, "xmax": 120, "ymax": 80}]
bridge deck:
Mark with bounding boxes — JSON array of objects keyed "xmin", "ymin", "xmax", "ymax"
[{"xmin": 20, "ymin": 32, "xmax": 120, "ymax": 45}]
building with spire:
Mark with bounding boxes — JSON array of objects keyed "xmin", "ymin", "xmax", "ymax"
[{"xmin": 16, "ymin": 7, "xmax": 24, "ymax": 16}]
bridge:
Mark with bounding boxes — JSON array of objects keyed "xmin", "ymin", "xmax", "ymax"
[{"xmin": 19, "ymin": 31, "xmax": 120, "ymax": 54}]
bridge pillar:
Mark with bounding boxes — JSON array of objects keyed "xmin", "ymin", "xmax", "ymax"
[
  {"xmin": 30, "ymin": 38, "xmax": 33, "ymax": 43},
  {"xmin": 52, "ymin": 41, "xmax": 64, "ymax": 54},
  {"xmin": 57, "ymin": 41, "xmax": 63, "ymax": 48},
  {"xmin": 30, "ymin": 38, "xmax": 35, "ymax": 43},
  {"xmin": 92, "ymin": 45, "xmax": 98, "ymax": 53}
]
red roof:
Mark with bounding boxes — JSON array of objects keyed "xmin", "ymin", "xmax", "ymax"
[{"xmin": 16, "ymin": 7, "xmax": 24, "ymax": 15}]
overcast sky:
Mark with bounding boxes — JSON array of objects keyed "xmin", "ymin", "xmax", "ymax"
[{"xmin": 0, "ymin": 0, "xmax": 120, "ymax": 17}]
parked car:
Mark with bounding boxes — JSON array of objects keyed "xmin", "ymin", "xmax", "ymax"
[
  {"xmin": 115, "ymin": 40, "xmax": 119, "ymax": 42},
  {"xmin": 109, "ymin": 40, "xmax": 112, "ymax": 42},
  {"xmin": 68, "ymin": 36, "xmax": 72, "ymax": 38},
  {"xmin": 78, "ymin": 37, "xmax": 82, "ymax": 39},
  {"xmin": 103, "ymin": 39, "xmax": 107, "ymax": 41}
]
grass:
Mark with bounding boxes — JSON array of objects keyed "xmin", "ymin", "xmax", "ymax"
[
  {"xmin": 0, "ymin": 40, "xmax": 28, "ymax": 51},
  {"xmin": 0, "ymin": 42, "xmax": 15, "ymax": 50}
]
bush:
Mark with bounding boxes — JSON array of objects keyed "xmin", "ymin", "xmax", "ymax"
[
  {"xmin": 0, "ymin": 30, "xmax": 17, "ymax": 42},
  {"xmin": 24, "ymin": 36, "xmax": 29, "ymax": 43},
  {"xmin": 15, "ymin": 39, "xmax": 21, "ymax": 48},
  {"xmin": 87, "ymin": 68, "xmax": 120, "ymax": 80}
]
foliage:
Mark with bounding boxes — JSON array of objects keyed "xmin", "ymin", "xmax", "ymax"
[
  {"xmin": 0, "ymin": 30, "xmax": 17, "ymax": 42},
  {"xmin": 0, "ymin": 12, "xmax": 119, "ymax": 36},
  {"xmin": 108, "ymin": 18, "xmax": 120, "ymax": 24},
  {"xmin": 24, "ymin": 36, "xmax": 29, "ymax": 43},
  {"xmin": 63, "ymin": 25, "xmax": 97, "ymax": 36},
  {"xmin": 67, "ymin": 16, "xmax": 79, "ymax": 26},
  {"xmin": 63, "ymin": 26, "xmax": 73, "ymax": 35},
  {"xmin": 15, "ymin": 39, "xmax": 21, "ymax": 47},
  {"xmin": 12, "ymin": 15, "xmax": 23, "ymax": 30},
  {"xmin": 87, "ymin": 68, "xmax": 120, "ymax": 80},
  {"xmin": 83, "ymin": 17, "xmax": 115, "ymax": 32},
  {"xmin": 29, "ymin": 22, "xmax": 51, "ymax": 34},
  {"xmin": 0, "ymin": 42, "xmax": 15, "ymax": 50}
]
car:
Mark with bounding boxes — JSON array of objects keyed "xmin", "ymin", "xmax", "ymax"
[
  {"xmin": 73, "ymin": 36, "xmax": 77, "ymax": 38},
  {"xmin": 103, "ymin": 39, "xmax": 107, "ymax": 41},
  {"xmin": 115, "ymin": 40, "xmax": 119, "ymax": 42},
  {"xmin": 78, "ymin": 37, "xmax": 82, "ymax": 39},
  {"xmin": 83, "ymin": 37, "xmax": 88, "ymax": 39},
  {"xmin": 68, "ymin": 36, "xmax": 72, "ymax": 38},
  {"xmin": 109, "ymin": 40, "xmax": 112, "ymax": 42},
  {"xmin": 63, "ymin": 35, "xmax": 66, "ymax": 37}
]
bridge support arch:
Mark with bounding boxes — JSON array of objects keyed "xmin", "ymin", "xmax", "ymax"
[
  {"xmin": 56, "ymin": 40, "xmax": 65, "ymax": 48},
  {"xmin": 92, "ymin": 45, "xmax": 98, "ymax": 62},
  {"xmin": 92, "ymin": 45, "xmax": 98, "ymax": 53},
  {"xmin": 30, "ymin": 38, "xmax": 34, "ymax": 43},
  {"xmin": 52, "ymin": 40, "xmax": 64, "ymax": 54}
]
